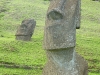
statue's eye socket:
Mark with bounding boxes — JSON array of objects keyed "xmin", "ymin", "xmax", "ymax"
[
  {"xmin": 21, "ymin": 24, "xmax": 27, "ymax": 29},
  {"xmin": 47, "ymin": 10, "xmax": 63, "ymax": 20}
]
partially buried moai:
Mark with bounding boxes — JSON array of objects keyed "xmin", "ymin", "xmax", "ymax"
[
  {"xmin": 43, "ymin": 0, "xmax": 88, "ymax": 75},
  {"xmin": 15, "ymin": 19, "xmax": 36, "ymax": 41}
]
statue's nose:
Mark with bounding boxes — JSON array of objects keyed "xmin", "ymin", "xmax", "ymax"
[{"xmin": 47, "ymin": 9, "xmax": 64, "ymax": 20}]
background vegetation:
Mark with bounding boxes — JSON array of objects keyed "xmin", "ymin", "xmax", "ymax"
[{"xmin": 0, "ymin": 0, "xmax": 100, "ymax": 75}]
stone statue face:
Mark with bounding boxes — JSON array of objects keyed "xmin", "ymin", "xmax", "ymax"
[
  {"xmin": 44, "ymin": 0, "xmax": 80, "ymax": 50},
  {"xmin": 19, "ymin": 23, "xmax": 28, "ymax": 35},
  {"xmin": 16, "ymin": 19, "xmax": 36, "ymax": 36},
  {"xmin": 20, "ymin": 20, "xmax": 34, "ymax": 35}
]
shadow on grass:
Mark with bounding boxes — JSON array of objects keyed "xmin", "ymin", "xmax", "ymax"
[{"xmin": 0, "ymin": 60, "xmax": 43, "ymax": 70}]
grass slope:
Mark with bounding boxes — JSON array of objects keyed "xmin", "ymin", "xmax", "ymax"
[{"xmin": 0, "ymin": 0, "xmax": 100, "ymax": 75}]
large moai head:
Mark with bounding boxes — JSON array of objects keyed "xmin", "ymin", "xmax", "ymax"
[
  {"xmin": 44, "ymin": 0, "xmax": 81, "ymax": 50},
  {"xmin": 15, "ymin": 19, "xmax": 36, "ymax": 41}
]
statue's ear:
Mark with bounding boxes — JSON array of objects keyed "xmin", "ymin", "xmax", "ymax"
[{"xmin": 76, "ymin": 0, "xmax": 81, "ymax": 29}]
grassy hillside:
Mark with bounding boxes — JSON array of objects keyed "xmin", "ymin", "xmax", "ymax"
[
  {"xmin": 0, "ymin": 0, "xmax": 100, "ymax": 75},
  {"xmin": 76, "ymin": 0, "xmax": 100, "ymax": 74}
]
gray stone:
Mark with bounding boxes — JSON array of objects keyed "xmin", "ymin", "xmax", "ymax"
[
  {"xmin": 15, "ymin": 19, "xmax": 36, "ymax": 41},
  {"xmin": 43, "ymin": 0, "xmax": 88, "ymax": 75},
  {"xmin": 44, "ymin": 0, "xmax": 81, "ymax": 50},
  {"xmin": 43, "ymin": 49, "xmax": 88, "ymax": 75}
]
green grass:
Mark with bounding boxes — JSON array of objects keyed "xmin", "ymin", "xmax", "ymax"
[
  {"xmin": 76, "ymin": 0, "xmax": 100, "ymax": 74},
  {"xmin": 0, "ymin": 67, "xmax": 42, "ymax": 75},
  {"xmin": 0, "ymin": 0, "xmax": 100, "ymax": 75}
]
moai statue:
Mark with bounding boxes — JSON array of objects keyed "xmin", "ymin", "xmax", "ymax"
[
  {"xmin": 43, "ymin": 0, "xmax": 88, "ymax": 75},
  {"xmin": 15, "ymin": 19, "xmax": 36, "ymax": 41}
]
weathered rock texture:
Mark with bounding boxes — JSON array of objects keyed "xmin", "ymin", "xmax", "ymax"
[
  {"xmin": 43, "ymin": 0, "xmax": 88, "ymax": 75},
  {"xmin": 15, "ymin": 19, "xmax": 36, "ymax": 41},
  {"xmin": 44, "ymin": 0, "xmax": 81, "ymax": 50},
  {"xmin": 43, "ymin": 49, "xmax": 88, "ymax": 75}
]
